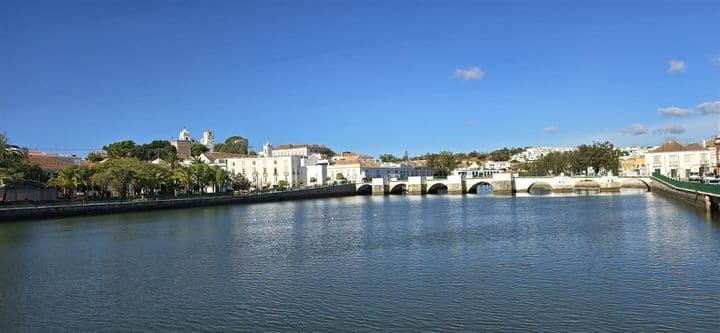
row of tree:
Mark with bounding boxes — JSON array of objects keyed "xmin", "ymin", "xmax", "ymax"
[
  {"xmin": 376, "ymin": 143, "xmax": 619, "ymax": 177},
  {"xmin": 47, "ymin": 158, "xmax": 251, "ymax": 200},
  {"xmin": 95, "ymin": 140, "xmax": 178, "ymax": 161},
  {"xmin": 518, "ymin": 142, "xmax": 620, "ymax": 176}
]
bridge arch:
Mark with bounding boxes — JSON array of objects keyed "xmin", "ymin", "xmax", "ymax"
[
  {"xmin": 573, "ymin": 180, "xmax": 600, "ymax": 190},
  {"xmin": 467, "ymin": 181, "xmax": 493, "ymax": 194},
  {"xmin": 528, "ymin": 181, "xmax": 553, "ymax": 194},
  {"xmin": 427, "ymin": 183, "xmax": 448, "ymax": 194},
  {"xmin": 620, "ymin": 178, "xmax": 651, "ymax": 191},
  {"xmin": 389, "ymin": 183, "xmax": 407, "ymax": 194},
  {"xmin": 357, "ymin": 184, "xmax": 372, "ymax": 195}
]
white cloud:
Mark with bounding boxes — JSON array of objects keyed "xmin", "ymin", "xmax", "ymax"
[
  {"xmin": 543, "ymin": 126, "xmax": 558, "ymax": 134},
  {"xmin": 621, "ymin": 124, "xmax": 648, "ymax": 136},
  {"xmin": 711, "ymin": 55, "xmax": 720, "ymax": 67},
  {"xmin": 667, "ymin": 59, "xmax": 687, "ymax": 74},
  {"xmin": 653, "ymin": 124, "xmax": 686, "ymax": 135},
  {"xmin": 453, "ymin": 67, "xmax": 485, "ymax": 80},
  {"xmin": 698, "ymin": 101, "xmax": 720, "ymax": 115},
  {"xmin": 657, "ymin": 106, "xmax": 694, "ymax": 117}
]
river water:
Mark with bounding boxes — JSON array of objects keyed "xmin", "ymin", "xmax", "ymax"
[{"xmin": 1, "ymin": 191, "xmax": 719, "ymax": 332}]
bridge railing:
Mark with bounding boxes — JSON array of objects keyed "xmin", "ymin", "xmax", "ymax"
[{"xmin": 652, "ymin": 172, "xmax": 720, "ymax": 195}]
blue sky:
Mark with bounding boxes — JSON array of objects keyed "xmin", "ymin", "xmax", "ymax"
[{"xmin": 2, "ymin": 0, "xmax": 719, "ymax": 157}]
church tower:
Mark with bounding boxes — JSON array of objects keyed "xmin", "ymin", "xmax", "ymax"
[{"xmin": 201, "ymin": 130, "xmax": 215, "ymax": 152}]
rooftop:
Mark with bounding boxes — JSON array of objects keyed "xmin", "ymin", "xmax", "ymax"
[
  {"xmin": 28, "ymin": 156, "xmax": 73, "ymax": 172},
  {"xmin": 202, "ymin": 152, "xmax": 247, "ymax": 161},
  {"xmin": 649, "ymin": 139, "xmax": 714, "ymax": 153}
]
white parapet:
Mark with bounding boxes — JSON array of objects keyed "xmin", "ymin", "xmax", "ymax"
[
  {"xmin": 447, "ymin": 175, "xmax": 464, "ymax": 184},
  {"xmin": 492, "ymin": 173, "xmax": 512, "ymax": 181},
  {"xmin": 408, "ymin": 176, "xmax": 426, "ymax": 185},
  {"xmin": 372, "ymin": 178, "xmax": 388, "ymax": 186}
]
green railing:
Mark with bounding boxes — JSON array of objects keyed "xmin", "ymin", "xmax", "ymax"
[{"xmin": 652, "ymin": 172, "xmax": 720, "ymax": 195}]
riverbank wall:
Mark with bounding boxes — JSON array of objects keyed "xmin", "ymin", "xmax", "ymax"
[
  {"xmin": 0, "ymin": 184, "xmax": 357, "ymax": 222},
  {"xmin": 650, "ymin": 178, "xmax": 720, "ymax": 212}
]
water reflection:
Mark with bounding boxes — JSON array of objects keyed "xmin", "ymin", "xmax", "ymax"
[{"xmin": 0, "ymin": 193, "xmax": 719, "ymax": 332}]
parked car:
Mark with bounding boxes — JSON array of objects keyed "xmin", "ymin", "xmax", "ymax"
[
  {"xmin": 688, "ymin": 172, "xmax": 700, "ymax": 182},
  {"xmin": 702, "ymin": 173, "xmax": 717, "ymax": 183}
]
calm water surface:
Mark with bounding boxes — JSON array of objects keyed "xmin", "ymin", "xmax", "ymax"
[{"xmin": 1, "ymin": 192, "xmax": 719, "ymax": 332}]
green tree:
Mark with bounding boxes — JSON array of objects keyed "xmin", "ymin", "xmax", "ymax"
[
  {"xmin": 0, "ymin": 167, "xmax": 24, "ymax": 203},
  {"xmin": 91, "ymin": 158, "xmax": 140, "ymax": 199},
  {"xmin": 277, "ymin": 180, "xmax": 289, "ymax": 190},
  {"xmin": 335, "ymin": 173, "xmax": 345, "ymax": 180},
  {"xmin": 379, "ymin": 154, "xmax": 399, "ymax": 163},
  {"xmin": 190, "ymin": 160, "xmax": 213, "ymax": 193},
  {"xmin": 210, "ymin": 166, "xmax": 230, "ymax": 193},
  {"xmin": 174, "ymin": 166, "xmax": 194, "ymax": 194},
  {"xmin": 230, "ymin": 173, "xmax": 251, "ymax": 191},
  {"xmin": 214, "ymin": 136, "xmax": 248, "ymax": 154},
  {"xmin": 319, "ymin": 147, "xmax": 335, "ymax": 157},
  {"xmin": 191, "ymin": 143, "xmax": 209, "ymax": 157},
  {"xmin": 86, "ymin": 151, "xmax": 106, "ymax": 162},
  {"xmin": 103, "ymin": 140, "xmax": 136, "ymax": 158},
  {"xmin": 427, "ymin": 151, "xmax": 457, "ymax": 176},
  {"xmin": 310, "ymin": 177, "xmax": 317, "ymax": 184},
  {"xmin": 133, "ymin": 140, "xmax": 177, "ymax": 161},
  {"xmin": 47, "ymin": 165, "xmax": 87, "ymax": 198},
  {"xmin": 135, "ymin": 163, "xmax": 172, "ymax": 197}
]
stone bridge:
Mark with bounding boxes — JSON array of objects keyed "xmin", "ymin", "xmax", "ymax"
[{"xmin": 355, "ymin": 174, "xmax": 653, "ymax": 195}]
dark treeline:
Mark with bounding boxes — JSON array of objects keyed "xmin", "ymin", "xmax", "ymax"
[
  {"xmin": 518, "ymin": 142, "xmax": 620, "ymax": 176},
  {"xmin": 377, "ymin": 143, "xmax": 620, "ymax": 177}
]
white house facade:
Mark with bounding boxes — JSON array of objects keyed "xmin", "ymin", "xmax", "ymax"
[
  {"xmin": 201, "ymin": 152, "xmax": 306, "ymax": 188},
  {"xmin": 644, "ymin": 140, "xmax": 716, "ymax": 179}
]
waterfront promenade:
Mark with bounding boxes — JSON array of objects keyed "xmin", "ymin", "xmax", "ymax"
[{"xmin": 0, "ymin": 184, "xmax": 357, "ymax": 222}]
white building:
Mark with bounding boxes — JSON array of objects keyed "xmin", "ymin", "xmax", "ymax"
[
  {"xmin": 200, "ymin": 152, "xmax": 306, "ymax": 188},
  {"xmin": 510, "ymin": 147, "xmax": 575, "ymax": 163},
  {"xmin": 327, "ymin": 158, "xmax": 432, "ymax": 182},
  {"xmin": 644, "ymin": 139, "xmax": 716, "ymax": 179},
  {"xmin": 483, "ymin": 160, "xmax": 514, "ymax": 170},
  {"xmin": 453, "ymin": 162, "xmax": 503, "ymax": 178},
  {"xmin": 258, "ymin": 143, "xmax": 328, "ymax": 157}
]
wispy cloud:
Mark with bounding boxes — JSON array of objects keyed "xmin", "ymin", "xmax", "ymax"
[
  {"xmin": 453, "ymin": 67, "xmax": 485, "ymax": 80},
  {"xmin": 711, "ymin": 55, "xmax": 720, "ymax": 67},
  {"xmin": 667, "ymin": 59, "xmax": 687, "ymax": 74},
  {"xmin": 698, "ymin": 101, "xmax": 720, "ymax": 115},
  {"xmin": 621, "ymin": 124, "xmax": 648, "ymax": 136},
  {"xmin": 543, "ymin": 126, "xmax": 558, "ymax": 134},
  {"xmin": 653, "ymin": 124, "xmax": 686, "ymax": 135},
  {"xmin": 657, "ymin": 106, "xmax": 694, "ymax": 117},
  {"xmin": 464, "ymin": 120, "xmax": 476, "ymax": 127}
]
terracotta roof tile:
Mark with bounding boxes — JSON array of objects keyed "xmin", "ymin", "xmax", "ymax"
[
  {"xmin": 28, "ymin": 156, "xmax": 73, "ymax": 172},
  {"xmin": 203, "ymin": 152, "xmax": 247, "ymax": 160}
]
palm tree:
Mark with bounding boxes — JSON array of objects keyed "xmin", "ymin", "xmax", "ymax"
[
  {"xmin": 174, "ymin": 166, "xmax": 194, "ymax": 195},
  {"xmin": 190, "ymin": 160, "xmax": 212, "ymax": 194},
  {"xmin": 210, "ymin": 166, "xmax": 230, "ymax": 193},
  {"xmin": 47, "ymin": 166, "xmax": 85, "ymax": 198}
]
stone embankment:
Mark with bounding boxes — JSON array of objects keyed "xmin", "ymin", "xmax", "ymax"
[
  {"xmin": 650, "ymin": 179, "xmax": 720, "ymax": 212},
  {"xmin": 0, "ymin": 184, "xmax": 357, "ymax": 222}
]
